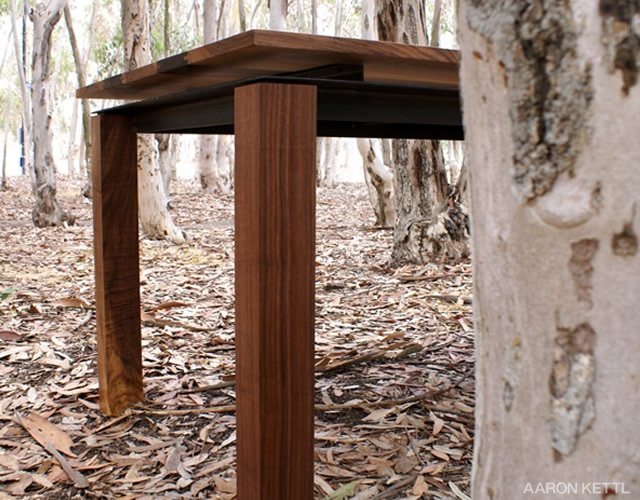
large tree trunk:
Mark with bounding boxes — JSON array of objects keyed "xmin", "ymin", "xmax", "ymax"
[
  {"xmin": 30, "ymin": 0, "xmax": 74, "ymax": 227},
  {"xmin": 373, "ymin": 0, "xmax": 468, "ymax": 264},
  {"xmin": 122, "ymin": 0, "xmax": 184, "ymax": 243},
  {"xmin": 460, "ymin": 1, "xmax": 640, "ymax": 496}
]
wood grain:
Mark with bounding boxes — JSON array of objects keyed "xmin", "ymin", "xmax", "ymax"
[
  {"xmin": 77, "ymin": 30, "xmax": 459, "ymax": 100},
  {"xmin": 91, "ymin": 114, "xmax": 143, "ymax": 416},
  {"xmin": 234, "ymin": 83, "xmax": 317, "ymax": 499}
]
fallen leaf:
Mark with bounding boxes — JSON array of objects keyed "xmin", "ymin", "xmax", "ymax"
[
  {"xmin": 411, "ymin": 475, "xmax": 429, "ymax": 495},
  {"xmin": 51, "ymin": 297, "xmax": 92, "ymax": 309},
  {"xmin": 18, "ymin": 412, "xmax": 77, "ymax": 457},
  {"xmin": 430, "ymin": 411, "xmax": 445, "ymax": 436},
  {"xmin": 150, "ymin": 300, "xmax": 190, "ymax": 311},
  {"xmin": 0, "ymin": 453, "xmax": 20, "ymax": 471},
  {"xmin": 363, "ymin": 407, "xmax": 395, "ymax": 422},
  {"xmin": 44, "ymin": 443, "xmax": 89, "ymax": 489},
  {"xmin": 214, "ymin": 476, "xmax": 236, "ymax": 493},
  {"xmin": 0, "ymin": 331, "xmax": 21, "ymax": 341},
  {"xmin": 323, "ymin": 479, "xmax": 360, "ymax": 500}
]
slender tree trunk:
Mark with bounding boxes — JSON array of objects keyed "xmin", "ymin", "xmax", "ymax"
[
  {"xmin": 1, "ymin": 26, "xmax": 12, "ymax": 190},
  {"xmin": 460, "ymin": 1, "xmax": 640, "ymax": 496},
  {"xmin": 357, "ymin": 138, "xmax": 395, "ymax": 227},
  {"xmin": 155, "ymin": 133, "xmax": 173, "ymax": 197},
  {"xmin": 63, "ymin": 4, "xmax": 87, "ymax": 180},
  {"xmin": 1, "ymin": 93, "xmax": 11, "ymax": 190},
  {"xmin": 334, "ymin": 0, "xmax": 344, "ymax": 36},
  {"xmin": 430, "ymin": 0, "xmax": 442, "ymax": 49},
  {"xmin": 9, "ymin": 0, "xmax": 32, "ymax": 180},
  {"xmin": 358, "ymin": 0, "xmax": 395, "ymax": 225},
  {"xmin": 311, "ymin": 0, "xmax": 317, "ymax": 34},
  {"xmin": 156, "ymin": 0, "xmax": 174, "ymax": 199},
  {"xmin": 269, "ymin": 0, "xmax": 286, "ymax": 30},
  {"xmin": 67, "ymin": 98, "xmax": 78, "ymax": 178},
  {"xmin": 30, "ymin": 0, "xmax": 75, "ymax": 227},
  {"xmin": 122, "ymin": 0, "xmax": 184, "ymax": 243},
  {"xmin": 64, "ymin": 2, "xmax": 95, "ymax": 195},
  {"xmin": 198, "ymin": 0, "xmax": 232, "ymax": 194},
  {"xmin": 238, "ymin": 0, "xmax": 247, "ymax": 32},
  {"xmin": 374, "ymin": 0, "xmax": 468, "ymax": 264}
]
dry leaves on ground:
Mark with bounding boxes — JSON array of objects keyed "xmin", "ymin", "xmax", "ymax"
[{"xmin": 0, "ymin": 176, "xmax": 474, "ymax": 499}]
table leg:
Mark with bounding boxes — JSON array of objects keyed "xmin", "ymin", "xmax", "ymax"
[
  {"xmin": 91, "ymin": 114, "xmax": 143, "ymax": 416},
  {"xmin": 234, "ymin": 83, "xmax": 317, "ymax": 499}
]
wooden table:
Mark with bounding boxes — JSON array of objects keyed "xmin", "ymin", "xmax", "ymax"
[{"xmin": 78, "ymin": 30, "xmax": 462, "ymax": 499}]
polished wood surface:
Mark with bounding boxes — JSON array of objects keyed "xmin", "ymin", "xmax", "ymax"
[
  {"xmin": 77, "ymin": 30, "xmax": 459, "ymax": 100},
  {"xmin": 91, "ymin": 114, "xmax": 143, "ymax": 416},
  {"xmin": 234, "ymin": 82, "xmax": 317, "ymax": 499}
]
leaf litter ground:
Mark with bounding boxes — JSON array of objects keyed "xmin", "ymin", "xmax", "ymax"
[{"xmin": 0, "ymin": 176, "xmax": 474, "ymax": 499}]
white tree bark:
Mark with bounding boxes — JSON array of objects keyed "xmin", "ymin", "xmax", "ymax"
[
  {"xmin": 357, "ymin": 138, "xmax": 394, "ymax": 227},
  {"xmin": 269, "ymin": 0, "xmax": 286, "ymax": 30},
  {"xmin": 460, "ymin": 1, "xmax": 640, "ymax": 496},
  {"xmin": 358, "ymin": 0, "xmax": 395, "ymax": 226},
  {"xmin": 121, "ymin": 0, "xmax": 185, "ymax": 244},
  {"xmin": 122, "ymin": 0, "xmax": 184, "ymax": 243},
  {"xmin": 198, "ymin": 0, "xmax": 233, "ymax": 194},
  {"xmin": 30, "ymin": 0, "xmax": 75, "ymax": 227}
]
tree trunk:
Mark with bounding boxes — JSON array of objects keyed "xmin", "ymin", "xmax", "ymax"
[
  {"xmin": 359, "ymin": 0, "xmax": 395, "ymax": 226},
  {"xmin": 122, "ymin": 0, "xmax": 184, "ymax": 243},
  {"xmin": 460, "ymin": 1, "xmax": 640, "ymax": 496},
  {"xmin": 269, "ymin": 0, "xmax": 286, "ymax": 30},
  {"xmin": 9, "ymin": 0, "xmax": 32, "ymax": 179},
  {"xmin": 197, "ymin": 0, "xmax": 232, "ymax": 194},
  {"xmin": 357, "ymin": 138, "xmax": 394, "ymax": 227},
  {"xmin": 374, "ymin": 0, "xmax": 468, "ymax": 264},
  {"xmin": 30, "ymin": 0, "xmax": 75, "ymax": 227},
  {"xmin": 1, "ymin": 92, "xmax": 11, "ymax": 190},
  {"xmin": 430, "ymin": 0, "xmax": 442, "ymax": 49},
  {"xmin": 63, "ymin": 3, "xmax": 91, "ymax": 181}
]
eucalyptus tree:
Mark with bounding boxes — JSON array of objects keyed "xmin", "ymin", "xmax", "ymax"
[
  {"xmin": 121, "ymin": 0, "xmax": 185, "ymax": 243},
  {"xmin": 29, "ymin": 0, "xmax": 75, "ymax": 227},
  {"xmin": 363, "ymin": 0, "xmax": 468, "ymax": 263},
  {"xmin": 460, "ymin": 1, "xmax": 640, "ymax": 495},
  {"xmin": 197, "ymin": 0, "xmax": 233, "ymax": 194}
]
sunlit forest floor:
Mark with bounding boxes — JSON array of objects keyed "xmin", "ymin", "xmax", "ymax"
[{"xmin": 0, "ymin": 175, "xmax": 473, "ymax": 499}]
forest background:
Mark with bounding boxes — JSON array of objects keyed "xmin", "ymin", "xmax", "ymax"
[{"xmin": 0, "ymin": 0, "xmax": 457, "ymax": 186}]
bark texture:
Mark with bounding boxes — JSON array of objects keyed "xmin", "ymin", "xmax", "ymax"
[
  {"xmin": 374, "ymin": 0, "xmax": 468, "ymax": 264},
  {"xmin": 357, "ymin": 138, "xmax": 395, "ymax": 227},
  {"xmin": 198, "ymin": 0, "xmax": 233, "ymax": 194},
  {"xmin": 30, "ymin": 0, "xmax": 75, "ymax": 227},
  {"xmin": 122, "ymin": 0, "xmax": 184, "ymax": 243},
  {"xmin": 460, "ymin": 1, "xmax": 640, "ymax": 496}
]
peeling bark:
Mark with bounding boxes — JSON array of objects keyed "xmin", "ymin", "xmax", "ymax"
[
  {"xmin": 612, "ymin": 205, "xmax": 639, "ymax": 256},
  {"xmin": 30, "ymin": 0, "xmax": 75, "ymax": 227},
  {"xmin": 568, "ymin": 239, "xmax": 599, "ymax": 306},
  {"xmin": 599, "ymin": 0, "xmax": 640, "ymax": 94},
  {"xmin": 461, "ymin": 0, "xmax": 640, "ymax": 495},
  {"xmin": 122, "ymin": 0, "xmax": 184, "ymax": 243},
  {"xmin": 375, "ymin": 0, "xmax": 469, "ymax": 265},
  {"xmin": 550, "ymin": 323, "xmax": 596, "ymax": 460},
  {"xmin": 358, "ymin": 138, "xmax": 395, "ymax": 227},
  {"xmin": 466, "ymin": 1, "xmax": 593, "ymax": 202}
]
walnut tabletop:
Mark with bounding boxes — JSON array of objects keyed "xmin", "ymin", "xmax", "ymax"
[{"xmin": 77, "ymin": 29, "xmax": 459, "ymax": 100}]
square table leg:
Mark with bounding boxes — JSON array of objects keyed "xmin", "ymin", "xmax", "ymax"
[
  {"xmin": 91, "ymin": 114, "xmax": 143, "ymax": 416},
  {"xmin": 234, "ymin": 82, "xmax": 317, "ymax": 499}
]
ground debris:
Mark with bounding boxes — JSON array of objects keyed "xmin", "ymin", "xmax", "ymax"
[{"xmin": 0, "ymin": 176, "xmax": 473, "ymax": 498}]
